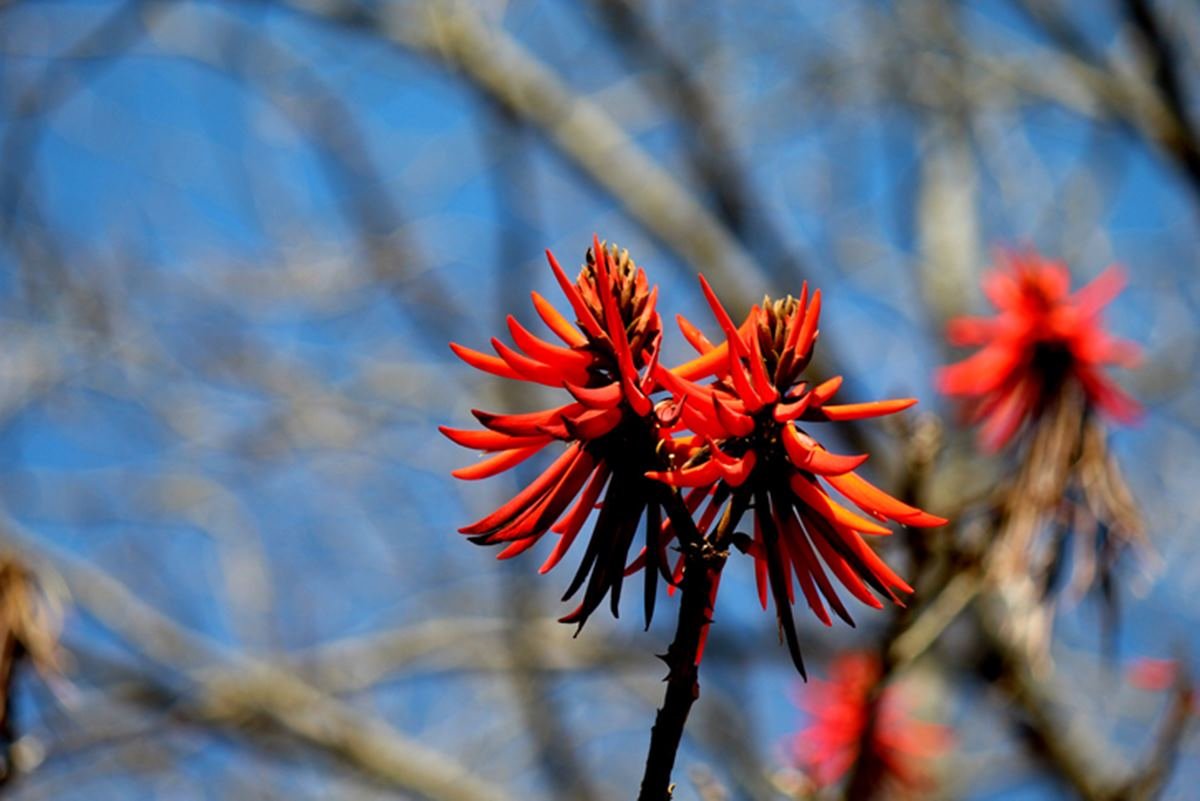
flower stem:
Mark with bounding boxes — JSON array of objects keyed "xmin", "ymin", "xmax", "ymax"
[{"xmin": 637, "ymin": 492, "xmax": 744, "ymax": 801}]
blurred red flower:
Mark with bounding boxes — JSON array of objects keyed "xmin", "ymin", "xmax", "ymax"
[
  {"xmin": 938, "ymin": 251, "xmax": 1141, "ymax": 450},
  {"xmin": 442, "ymin": 238, "xmax": 676, "ymax": 627},
  {"xmin": 791, "ymin": 654, "xmax": 952, "ymax": 797},
  {"xmin": 1128, "ymin": 657, "xmax": 1182, "ymax": 692},
  {"xmin": 647, "ymin": 278, "xmax": 945, "ymax": 674}
]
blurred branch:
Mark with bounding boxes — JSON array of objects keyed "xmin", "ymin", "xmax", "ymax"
[
  {"xmin": 0, "ymin": 520, "xmax": 515, "ymax": 801},
  {"xmin": 142, "ymin": 7, "xmax": 460, "ymax": 347},
  {"xmin": 1117, "ymin": 659, "xmax": 1195, "ymax": 801},
  {"xmin": 978, "ymin": 595, "xmax": 1195, "ymax": 801},
  {"xmin": 278, "ymin": 0, "xmax": 880, "ymax": 461},
  {"xmin": 483, "ymin": 99, "xmax": 602, "ymax": 801},
  {"xmin": 0, "ymin": 0, "xmax": 160, "ymax": 318},
  {"xmin": 587, "ymin": 0, "xmax": 807, "ymax": 281},
  {"xmin": 979, "ymin": 598, "xmax": 1124, "ymax": 801},
  {"xmin": 1119, "ymin": 0, "xmax": 1200, "ymax": 193},
  {"xmin": 1005, "ymin": 0, "xmax": 1200, "ymax": 207},
  {"xmin": 887, "ymin": 569, "xmax": 978, "ymax": 668},
  {"xmin": 277, "ymin": 0, "xmax": 762, "ymax": 304}
]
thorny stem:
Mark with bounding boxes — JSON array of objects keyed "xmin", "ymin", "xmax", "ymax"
[{"xmin": 637, "ymin": 491, "xmax": 747, "ymax": 801}]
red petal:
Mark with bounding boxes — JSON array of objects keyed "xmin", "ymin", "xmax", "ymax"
[
  {"xmin": 752, "ymin": 516, "xmax": 769, "ymax": 610},
  {"xmin": 452, "ymin": 444, "xmax": 544, "ymax": 480},
  {"xmin": 977, "ymin": 377, "xmax": 1035, "ymax": 451},
  {"xmin": 473, "ymin": 404, "xmax": 581, "ymax": 437},
  {"xmin": 450, "ymin": 342, "xmax": 521, "ymax": 380},
  {"xmin": 439, "ymin": 426, "xmax": 551, "ymax": 452},
  {"xmin": 792, "ymin": 288, "xmax": 822, "ymax": 357},
  {"xmin": 564, "ymin": 380, "xmax": 623, "ymax": 410},
  {"xmin": 727, "ymin": 346, "xmax": 766, "ymax": 412},
  {"xmin": 491, "ymin": 338, "xmax": 569, "ymax": 387},
  {"xmin": 671, "ymin": 341, "xmax": 731, "ymax": 381},
  {"xmin": 698, "ymin": 275, "xmax": 747, "ymax": 356},
  {"xmin": 807, "ymin": 523, "xmax": 884, "ymax": 609},
  {"xmin": 484, "ymin": 449, "xmax": 597, "ymax": 543},
  {"xmin": 496, "ymin": 537, "xmax": 541, "ymax": 560},
  {"xmin": 545, "ymin": 249, "xmax": 605, "ymax": 340},
  {"xmin": 945, "ymin": 316, "xmax": 997, "ymax": 347},
  {"xmin": 773, "ymin": 390, "xmax": 812, "ymax": 422},
  {"xmin": 780, "ymin": 507, "xmax": 852, "ymax": 626},
  {"xmin": 677, "ymin": 397, "xmax": 726, "ymax": 439},
  {"xmin": 780, "ymin": 523, "xmax": 832, "ymax": 625},
  {"xmin": 717, "ymin": 450, "xmax": 756, "ymax": 487},
  {"xmin": 460, "ymin": 445, "xmax": 582, "ymax": 534},
  {"xmin": 1071, "ymin": 265, "xmax": 1126, "ymax": 318},
  {"xmin": 560, "ymin": 406, "xmax": 623, "ymax": 440},
  {"xmin": 789, "ymin": 474, "xmax": 893, "ymax": 535},
  {"xmin": 656, "ymin": 363, "xmax": 715, "ymax": 405},
  {"xmin": 810, "ymin": 375, "xmax": 843, "ymax": 405},
  {"xmin": 712, "ymin": 394, "xmax": 756, "ymax": 437},
  {"xmin": 1077, "ymin": 367, "xmax": 1142, "ymax": 424},
  {"xmin": 541, "ymin": 465, "xmax": 609, "ymax": 573},
  {"xmin": 507, "ymin": 315, "xmax": 592, "ymax": 373},
  {"xmin": 839, "ymin": 528, "xmax": 913, "ymax": 595},
  {"xmin": 531, "ymin": 291, "xmax": 587, "ymax": 347},
  {"xmin": 781, "ymin": 424, "xmax": 868, "ymax": 476},
  {"xmin": 938, "ymin": 344, "xmax": 1020, "ymax": 397},
  {"xmin": 678, "ymin": 313, "xmax": 715, "ymax": 353},
  {"xmin": 825, "ymin": 472, "xmax": 947, "ymax": 527},
  {"xmin": 646, "ymin": 459, "xmax": 723, "ymax": 488},
  {"xmin": 815, "ymin": 398, "xmax": 917, "ymax": 421}
]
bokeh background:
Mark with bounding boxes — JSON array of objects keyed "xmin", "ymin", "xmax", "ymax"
[{"xmin": 1, "ymin": 1, "xmax": 1198, "ymax": 799}]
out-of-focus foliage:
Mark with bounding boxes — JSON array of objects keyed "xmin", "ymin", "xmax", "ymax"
[{"xmin": 0, "ymin": 1, "xmax": 1198, "ymax": 799}]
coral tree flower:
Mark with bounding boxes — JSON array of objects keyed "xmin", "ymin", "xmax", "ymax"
[
  {"xmin": 442, "ymin": 238, "xmax": 677, "ymax": 628},
  {"xmin": 938, "ymin": 251, "xmax": 1141, "ymax": 451},
  {"xmin": 791, "ymin": 653, "xmax": 952, "ymax": 798},
  {"xmin": 647, "ymin": 277, "xmax": 946, "ymax": 675}
]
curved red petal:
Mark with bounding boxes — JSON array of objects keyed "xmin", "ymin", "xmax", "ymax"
[
  {"xmin": 825, "ymin": 472, "xmax": 948, "ymax": 527},
  {"xmin": 816, "ymin": 398, "xmax": 917, "ymax": 421},
  {"xmin": 439, "ymin": 426, "xmax": 552, "ymax": 452},
  {"xmin": 531, "ymin": 291, "xmax": 587, "ymax": 347},
  {"xmin": 450, "ymin": 342, "xmax": 522, "ymax": 380}
]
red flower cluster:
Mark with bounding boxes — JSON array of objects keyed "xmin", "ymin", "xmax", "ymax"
[
  {"xmin": 444, "ymin": 238, "xmax": 944, "ymax": 666},
  {"xmin": 790, "ymin": 654, "xmax": 952, "ymax": 797},
  {"xmin": 938, "ymin": 251, "xmax": 1140, "ymax": 450},
  {"xmin": 442, "ymin": 238, "xmax": 672, "ymax": 627},
  {"xmin": 649, "ymin": 278, "xmax": 945, "ymax": 674}
]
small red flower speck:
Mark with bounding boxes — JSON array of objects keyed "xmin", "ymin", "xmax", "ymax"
[
  {"xmin": 648, "ymin": 277, "xmax": 946, "ymax": 674},
  {"xmin": 791, "ymin": 654, "xmax": 952, "ymax": 797},
  {"xmin": 938, "ymin": 251, "xmax": 1141, "ymax": 450}
]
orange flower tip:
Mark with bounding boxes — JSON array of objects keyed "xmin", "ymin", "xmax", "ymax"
[
  {"xmin": 450, "ymin": 445, "xmax": 539, "ymax": 480},
  {"xmin": 696, "ymin": 274, "xmax": 741, "ymax": 341},
  {"xmin": 819, "ymin": 398, "xmax": 918, "ymax": 421}
]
